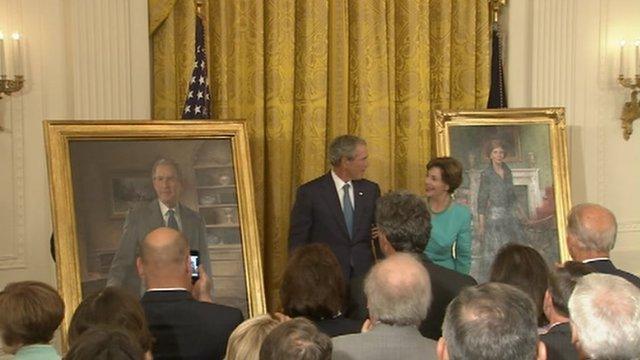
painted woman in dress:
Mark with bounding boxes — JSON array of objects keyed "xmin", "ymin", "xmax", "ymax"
[
  {"xmin": 476, "ymin": 139, "xmax": 528, "ymax": 278},
  {"xmin": 423, "ymin": 157, "xmax": 473, "ymax": 274}
]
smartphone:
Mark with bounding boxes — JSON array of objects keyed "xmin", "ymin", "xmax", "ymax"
[{"xmin": 190, "ymin": 250, "xmax": 200, "ymax": 283}]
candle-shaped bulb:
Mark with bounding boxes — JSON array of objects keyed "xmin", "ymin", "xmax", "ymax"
[
  {"xmin": 620, "ymin": 40, "xmax": 627, "ymax": 77},
  {"xmin": 0, "ymin": 32, "xmax": 5, "ymax": 76},
  {"xmin": 636, "ymin": 40, "xmax": 640, "ymax": 78},
  {"xmin": 0, "ymin": 32, "xmax": 4, "ymax": 40},
  {"xmin": 11, "ymin": 33, "xmax": 19, "ymax": 40},
  {"xmin": 11, "ymin": 32, "xmax": 22, "ymax": 76}
]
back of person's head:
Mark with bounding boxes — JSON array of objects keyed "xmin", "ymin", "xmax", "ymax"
[
  {"xmin": 375, "ymin": 190, "xmax": 431, "ymax": 253},
  {"xmin": 259, "ymin": 318, "xmax": 331, "ymax": 360},
  {"xmin": 225, "ymin": 314, "xmax": 279, "ymax": 360},
  {"xmin": 441, "ymin": 283, "xmax": 542, "ymax": 360},
  {"xmin": 365, "ymin": 252, "xmax": 431, "ymax": 326},
  {"xmin": 137, "ymin": 227, "xmax": 190, "ymax": 287},
  {"xmin": 568, "ymin": 273, "xmax": 640, "ymax": 359},
  {"xmin": 0, "ymin": 281, "xmax": 64, "ymax": 349},
  {"xmin": 567, "ymin": 203, "xmax": 617, "ymax": 253},
  {"xmin": 490, "ymin": 243, "xmax": 550, "ymax": 324},
  {"xmin": 280, "ymin": 244, "xmax": 346, "ymax": 319},
  {"xmin": 64, "ymin": 326, "xmax": 145, "ymax": 360},
  {"xmin": 68, "ymin": 286, "xmax": 152, "ymax": 353},
  {"xmin": 547, "ymin": 261, "xmax": 593, "ymax": 317}
]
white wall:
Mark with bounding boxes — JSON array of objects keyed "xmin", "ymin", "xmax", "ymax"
[
  {"xmin": 0, "ymin": 0, "xmax": 149, "ymax": 355},
  {"xmin": 506, "ymin": 0, "xmax": 640, "ymax": 275}
]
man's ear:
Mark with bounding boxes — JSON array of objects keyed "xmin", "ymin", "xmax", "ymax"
[
  {"xmin": 437, "ymin": 337, "xmax": 449, "ymax": 360},
  {"xmin": 136, "ymin": 257, "xmax": 145, "ymax": 279},
  {"xmin": 536, "ymin": 340, "xmax": 547, "ymax": 360}
]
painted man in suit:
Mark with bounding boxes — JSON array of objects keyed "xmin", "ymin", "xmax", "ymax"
[
  {"xmin": 566, "ymin": 203, "xmax": 640, "ymax": 288},
  {"xmin": 289, "ymin": 135, "xmax": 380, "ymax": 282},
  {"xmin": 332, "ymin": 253, "xmax": 437, "ymax": 360},
  {"xmin": 107, "ymin": 158, "xmax": 211, "ymax": 295},
  {"xmin": 137, "ymin": 227, "xmax": 243, "ymax": 360}
]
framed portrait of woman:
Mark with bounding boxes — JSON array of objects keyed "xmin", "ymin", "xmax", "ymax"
[
  {"xmin": 44, "ymin": 120, "xmax": 266, "ymax": 336},
  {"xmin": 433, "ymin": 108, "xmax": 571, "ymax": 282}
]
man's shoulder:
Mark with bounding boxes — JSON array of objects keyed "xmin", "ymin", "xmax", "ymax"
[
  {"xmin": 298, "ymin": 173, "xmax": 332, "ymax": 189},
  {"xmin": 423, "ymin": 259, "xmax": 477, "ymax": 287},
  {"xmin": 353, "ymin": 178, "xmax": 379, "ymax": 189},
  {"xmin": 178, "ymin": 202, "xmax": 202, "ymax": 219}
]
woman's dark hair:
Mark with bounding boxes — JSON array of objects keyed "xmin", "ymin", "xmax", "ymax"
[
  {"xmin": 280, "ymin": 244, "xmax": 345, "ymax": 319},
  {"xmin": 68, "ymin": 286, "xmax": 152, "ymax": 353},
  {"xmin": 489, "ymin": 244, "xmax": 550, "ymax": 326},
  {"xmin": 426, "ymin": 157, "xmax": 464, "ymax": 194},
  {"xmin": 64, "ymin": 326, "xmax": 145, "ymax": 360},
  {"xmin": 0, "ymin": 281, "xmax": 64, "ymax": 346},
  {"xmin": 484, "ymin": 139, "xmax": 508, "ymax": 158}
]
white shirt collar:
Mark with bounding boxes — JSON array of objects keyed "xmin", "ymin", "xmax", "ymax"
[
  {"xmin": 331, "ymin": 170, "xmax": 351, "ymax": 189},
  {"xmin": 158, "ymin": 200, "xmax": 179, "ymax": 216},
  {"xmin": 583, "ymin": 257, "xmax": 610, "ymax": 263},
  {"xmin": 147, "ymin": 287, "xmax": 188, "ymax": 292}
]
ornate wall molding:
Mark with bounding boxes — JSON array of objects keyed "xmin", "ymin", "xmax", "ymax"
[
  {"xmin": 65, "ymin": 0, "xmax": 140, "ymax": 118},
  {"xmin": 618, "ymin": 221, "xmax": 640, "ymax": 233}
]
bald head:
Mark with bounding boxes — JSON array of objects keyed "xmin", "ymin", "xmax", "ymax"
[
  {"xmin": 137, "ymin": 228, "xmax": 190, "ymax": 289},
  {"xmin": 567, "ymin": 203, "xmax": 617, "ymax": 258},
  {"xmin": 364, "ymin": 253, "xmax": 431, "ymax": 326}
]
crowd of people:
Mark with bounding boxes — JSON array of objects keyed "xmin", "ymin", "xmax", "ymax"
[{"xmin": 1, "ymin": 135, "xmax": 639, "ymax": 359}]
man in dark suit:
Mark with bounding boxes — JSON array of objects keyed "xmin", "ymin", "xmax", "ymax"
[
  {"xmin": 107, "ymin": 158, "xmax": 211, "ymax": 295},
  {"xmin": 137, "ymin": 227, "xmax": 243, "ymax": 360},
  {"xmin": 348, "ymin": 191, "xmax": 477, "ymax": 340},
  {"xmin": 566, "ymin": 203, "xmax": 640, "ymax": 288},
  {"xmin": 289, "ymin": 135, "xmax": 380, "ymax": 282},
  {"xmin": 540, "ymin": 261, "xmax": 593, "ymax": 360}
]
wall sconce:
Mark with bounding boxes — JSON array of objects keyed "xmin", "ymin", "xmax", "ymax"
[
  {"xmin": 618, "ymin": 40, "xmax": 640, "ymax": 140},
  {"xmin": 0, "ymin": 32, "xmax": 24, "ymax": 99}
]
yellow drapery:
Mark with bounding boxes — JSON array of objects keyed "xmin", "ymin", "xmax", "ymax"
[{"xmin": 150, "ymin": 0, "xmax": 490, "ymax": 310}]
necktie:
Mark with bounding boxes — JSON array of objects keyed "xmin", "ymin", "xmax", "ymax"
[
  {"xmin": 342, "ymin": 183, "xmax": 354, "ymax": 238},
  {"xmin": 167, "ymin": 209, "xmax": 179, "ymax": 231}
]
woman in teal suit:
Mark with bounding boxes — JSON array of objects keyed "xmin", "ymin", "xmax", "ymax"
[{"xmin": 423, "ymin": 157, "xmax": 473, "ymax": 274}]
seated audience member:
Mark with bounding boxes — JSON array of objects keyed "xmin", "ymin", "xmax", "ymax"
[
  {"xmin": 490, "ymin": 243, "xmax": 550, "ymax": 326},
  {"xmin": 259, "ymin": 317, "xmax": 331, "ymax": 360},
  {"xmin": 333, "ymin": 253, "xmax": 437, "ymax": 360},
  {"xmin": 225, "ymin": 314, "xmax": 279, "ymax": 360},
  {"xmin": 438, "ymin": 283, "xmax": 547, "ymax": 360},
  {"xmin": 349, "ymin": 190, "xmax": 476, "ymax": 340},
  {"xmin": 0, "ymin": 281, "xmax": 64, "ymax": 360},
  {"xmin": 67, "ymin": 286, "xmax": 152, "ymax": 358},
  {"xmin": 566, "ymin": 203, "xmax": 640, "ymax": 287},
  {"xmin": 64, "ymin": 326, "xmax": 145, "ymax": 360},
  {"xmin": 137, "ymin": 227, "xmax": 243, "ymax": 360},
  {"xmin": 540, "ymin": 261, "xmax": 593, "ymax": 360},
  {"xmin": 281, "ymin": 243, "xmax": 362, "ymax": 337},
  {"xmin": 568, "ymin": 273, "xmax": 640, "ymax": 359}
]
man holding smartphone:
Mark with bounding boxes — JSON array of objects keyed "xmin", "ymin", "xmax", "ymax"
[
  {"xmin": 107, "ymin": 157, "xmax": 212, "ymax": 295},
  {"xmin": 137, "ymin": 227, "xmax": 243, "ymax": 360}
]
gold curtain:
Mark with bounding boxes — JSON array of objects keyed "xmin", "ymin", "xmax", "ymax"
[{"xmin": 150, "ymin": 0, "xmax": 490, "ymax": 310}]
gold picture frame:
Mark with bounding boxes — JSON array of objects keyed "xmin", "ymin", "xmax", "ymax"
[
  {"xmin": 44, "ymin": 120, "xmax": 266, "ymax": 339},
  {"xmin": 433, "ymin": 108, "xmax": 571, "ymax": 282}
]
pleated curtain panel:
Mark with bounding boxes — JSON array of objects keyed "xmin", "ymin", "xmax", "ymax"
[{"xmin": 149, "ymin": 0, "xmax": 490, "ymax": 309}]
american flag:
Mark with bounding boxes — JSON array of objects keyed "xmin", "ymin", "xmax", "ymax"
[{"xmin": 182, "ymin": 14, "xmax": 211, "ymax": 119}]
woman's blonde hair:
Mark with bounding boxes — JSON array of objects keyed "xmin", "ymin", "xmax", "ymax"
[{"xmin": 224, "ymin": 314, "xmax": 279, "ymax": 360}]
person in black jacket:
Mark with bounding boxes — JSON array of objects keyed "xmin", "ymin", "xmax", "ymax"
[
  {"xmin": 137, "ymin": 227, "xmax": 243, "ymax": 360},
  {"xmin": 566, "ymin": 203, "xmax": 640, "ymax": 288},
  {"xmin": 348, "ymin": 190, "xmax": 477, "ymax": 340}
]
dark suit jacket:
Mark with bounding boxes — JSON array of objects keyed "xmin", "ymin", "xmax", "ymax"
[
  {"xmin": 420, "ymin": 257, "xmax": 477, "ymax": 340},
  {"xmin": 540, "ymin": 322, "xmax": 579, "ymax": 360},
  {"xmin": 347, "ymin": 254, "xmax": 477, "ymax": 341},
  {"xmin": 107, "ymin": 200, "xmax": 211, "ymax": 295},
  {"xmin": 141, "ymin": 290, "xmax": 243, "ymax": 360},
  {"xmin": 313, "ymin": 315, "xmax": 362, "ymax": 337},
  {"xmin": 585, "ymin": 259, "xmax": 640, "ymax": 288},
  {"xmin": 289, "ymin": 173, "xmax": 380, "ymax": 280}
]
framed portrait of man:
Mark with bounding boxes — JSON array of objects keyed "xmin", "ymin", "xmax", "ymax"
[
  {"xmin": 44, "ymin": 120, "xmax": 265, "ymax": 334},
  {"xmin": 433, "ymin": 108, "xmax": 572, "ymax": 282}
]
